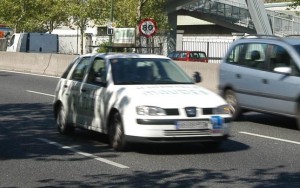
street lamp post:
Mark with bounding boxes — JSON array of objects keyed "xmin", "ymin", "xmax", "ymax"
[{"xmin": 109, "ymin": 0, "xmax": 114, "ymax": 52}]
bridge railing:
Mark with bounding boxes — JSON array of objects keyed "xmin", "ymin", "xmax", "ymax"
[{"xmin": 183, "ymin": 0, "xmax": 300, "ymax": 36}]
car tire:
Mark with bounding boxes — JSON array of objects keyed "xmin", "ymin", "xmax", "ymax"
[
  {"xmin": 56, "ymin": 105, "xmax": 75, "ymax": 134},
  {"xmin": 109, "ymin": 112, "xmax": 128, "ymax": 151},
  {"xmin": 224, "ymin": 89, "xmax": 242, "ymax": 121}
]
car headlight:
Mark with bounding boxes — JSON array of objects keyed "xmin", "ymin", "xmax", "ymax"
[
  {"xmin": 213, "ymin": 105, "xmax": 230, "ymax": 114},
  {"xmin": 136, "ymin": 106, "xmax": 166, "ymax": 116}
]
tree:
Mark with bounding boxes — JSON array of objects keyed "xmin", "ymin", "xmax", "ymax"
[
  {"xmin": 112, "ymin": 0, "xmax": 168, "ymax": 29},
  {"xmin": 0, "ymin": 0, "xmax": 34, "ymax": 32},
  {"xmin": 67, "ymin": 0, "xmax": 106, "ymax": 54},
  {"xmin": 35, "ymin": 0, "xmax": 69, "ymax": 33},
  {"xmin": 0, "ymin": 0, "xmax": 168, "ymax": 53},
  {"xmin": 112, "ymin": 0, "xmax": 168, "ymax": 50},
  {"xmin": 0, "ymin": 0, "xmax": 69, "ymax": 33},
  {"xmin": 291, "ymin": 0, "xmax": 300, "ymax": 6}
]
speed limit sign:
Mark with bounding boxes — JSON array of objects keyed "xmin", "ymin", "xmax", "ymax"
[{"xmin": 138, "ymin": 18, "xmax": 158, "ymax": 38}]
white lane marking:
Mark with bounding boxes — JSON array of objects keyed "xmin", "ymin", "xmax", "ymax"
[
  {"xmin": 240, "ymin": 132, "xmax": 300, "ymax": 145},
  {"xmin": 37, "ymin": 138, "xmax": 130, "ymax": 169},
  {"xmin": 0, "ymin": 69, "xmax": 59, "ymax": 78},
  {"xmin": 26, "ymin": 90, "xmax": 55, "ymax": 97}
]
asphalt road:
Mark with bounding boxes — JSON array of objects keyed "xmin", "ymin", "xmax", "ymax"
[{"xmin": 0, "ymin": 70, "xmax": 299, "ymax": 188}]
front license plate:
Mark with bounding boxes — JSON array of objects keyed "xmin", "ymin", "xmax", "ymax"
[{"xmin": 176, "ymin": 121, "xmax": 210, "ymax": 130}]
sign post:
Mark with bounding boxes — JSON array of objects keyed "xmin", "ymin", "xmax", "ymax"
[{"xmin": 138, "ymin": 18, "xmax": 158, "ymax": 53}]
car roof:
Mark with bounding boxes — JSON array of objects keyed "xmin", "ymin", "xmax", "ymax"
[
  {"xmin": 282, "ymin": 37, "xmax": 300, "ymax": 45},
  {"xmin": 93, "ymin": 53, "xmax": 170, "ymax": 59},
  {"xmin": 169, "ymin": 51, "xmax": 206, "ymax": 54},
  {"xmin": 234, "ymin": 35, "xmax": 300, "ymax": 46}
]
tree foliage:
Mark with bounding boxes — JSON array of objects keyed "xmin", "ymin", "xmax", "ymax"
[
  {"xmin": 291, "ymin": 0, "xmax": 300, "ymax": 7},
  {"xmin": 0, "ymin": 0, "xmax": 168, "ymax": 53},
  {"xmin": 0, "ymin": 0, "xmax": 69, "ymax": 33},
  {"xmin": 113, "ymin": 0, "xmax": 168, "ymax": 31},
  {"xmin": 0, "ymin": 0, "xmax": 168, "ymax": 32}
]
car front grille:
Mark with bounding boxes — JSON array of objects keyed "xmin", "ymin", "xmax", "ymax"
[
  {"xmin": 164, "ymin": 108, "xmax": 214, "ymax": 116},
  {"xmin": 164, "ymin": 129, "xmax": 211, "ymax": 136},
  {"xmin": 202, "ymin": 108, "xmax": 213, "ymax": 115}
]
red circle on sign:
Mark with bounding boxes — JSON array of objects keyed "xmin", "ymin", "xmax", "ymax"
[{"xmin": 138, "ymin": 18, "xmax": 158, "ymax": 38}]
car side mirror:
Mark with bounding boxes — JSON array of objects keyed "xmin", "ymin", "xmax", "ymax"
[
  {"xmin": 193, "ymin": 71, "xmax": 201, "ymax": 83},
  {"xmin": 274, "ymin": 67, "xmax": 291, "ymax": 74}
]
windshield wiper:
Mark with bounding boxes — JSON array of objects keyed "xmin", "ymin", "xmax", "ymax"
[
  {"xmin": 116, "ymin": 81, "xmax": 144, "ymax": 85},
  {"xmin": 155, "ymin": 81, "xmax": 193, "ymax": 84}
]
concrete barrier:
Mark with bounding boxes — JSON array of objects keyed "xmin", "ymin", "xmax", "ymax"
[
  {"xmin": 0, "ymin": 52, "xmax": 219, "ymax": 92},
  {"xmin": 176, "ymin": 61, "xmax": 219, "ymax": 93},
  {"xmin": 0, "ymin": 51, "xmax": 77, "ymax": 76}
]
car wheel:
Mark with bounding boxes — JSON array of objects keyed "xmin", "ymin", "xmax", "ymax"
[
  {"xmin": 109, "ymin": 112, "xmax": 127, "ymax": 151},
  {"xmin": 224, "ymin": 90, "xmax": 242, "ymax": 121},
  {"xmin": 56, "ymin": 105, "xmax": 74, "ymax": 134}
]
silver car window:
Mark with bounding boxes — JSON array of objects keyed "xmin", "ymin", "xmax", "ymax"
[
  {"xmin": 70, "ymin": 57, "xmax": 91, "ymax": 82},
  {"xmin": 227, "ymin": 43, "xmax": 267, "ymax": 70}
]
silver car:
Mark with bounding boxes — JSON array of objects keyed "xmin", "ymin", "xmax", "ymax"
[{"xmin": 219, "ymin": 35, "xmax": 300, "ymax": 130}]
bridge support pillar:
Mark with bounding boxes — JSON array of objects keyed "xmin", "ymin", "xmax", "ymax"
[{"xmin": 246, "ymin": 0, "xmax": 273, "ymax": 35}]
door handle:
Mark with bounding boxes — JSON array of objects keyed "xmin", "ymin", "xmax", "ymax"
[
  {"xmin": 81, "ymin": 89, "xmax": 87, "ymax": 92},
  {"xmin": 262, "ymin": 79, "xmax": 268, "ymax": 84},
  {"xmin": 63, "ymin": 85, "xmax": 68, "ymax": 88},
  {"xmin": 236, "ymin": 74, "xmax": 241, "ymax": 79}
]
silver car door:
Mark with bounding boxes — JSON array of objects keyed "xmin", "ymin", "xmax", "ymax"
[
  {"xmin": 228, "ymin": 43, "xmax": 267, "ymax": 110},
  {"xmin": 259, "ymin": 44, "xmax": 300, "ymax": 115}
]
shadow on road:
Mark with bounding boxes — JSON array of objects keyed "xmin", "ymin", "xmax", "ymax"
[
  {"xmin": 0, "ymin": 103, "xmax": 299, "ymax": 187},
  {"xmin": 240, "ymin": 112, "xmax": 299, "ymax": 130}
]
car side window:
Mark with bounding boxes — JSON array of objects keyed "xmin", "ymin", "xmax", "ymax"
[
  {"xmin": 70, "ymin": 57, "xmax": 91, "ymax": 82},
  {"xmin": 199, "ymin": 52, "xmax": 206, "ymax": 58},
  {"xmin": 180, "ymin": 52, "xmax": 187, "ymax": 58},
  {"xmin": 243, "ymin": 43, "xmax": 267, "ymax": 70},
  {"xmin": 86, "ymin": 57, "xmax": 106, "ymax": 85},
  {"xmin": 227, "ymin": 43, "xmax": 267, "ymax": 70},
  {"xmin": 268, "ymin": 45, "xmax": 291, "ymax": 71},
  {"xmin": 227, "ymin": 44, "xmax": 245, "ymax": 65}
]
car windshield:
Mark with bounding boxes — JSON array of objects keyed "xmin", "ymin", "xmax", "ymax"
[{"xmin": 111, "ymin": 58, "xmax": 194, "ymax": 85}]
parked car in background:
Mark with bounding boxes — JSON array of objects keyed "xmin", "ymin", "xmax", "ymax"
[
  {"xmin": 219, "ymin": 35, "xmax": 300, "ymax": 130},
  {"xmin": 168, "ymin": 51, "xmax": 208, "ymax": 63},
  {"xmin": 53, "ymin": 53, "xmax": 231, "ymax": 151}
]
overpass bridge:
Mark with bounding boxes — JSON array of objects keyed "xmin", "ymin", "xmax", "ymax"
[{"xmin": 166, "ymin": 0, "xmax": 300, "ymax": 51}]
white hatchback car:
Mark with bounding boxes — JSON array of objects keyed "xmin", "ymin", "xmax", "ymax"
[{"xmin": 53, "ymin": 53, "xmax": 231, "ymax": 151}]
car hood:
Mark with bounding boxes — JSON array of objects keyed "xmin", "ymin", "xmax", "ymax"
[{"xmin": 115, "ymin": 84, "xmax": 226, "ymax": 108}]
